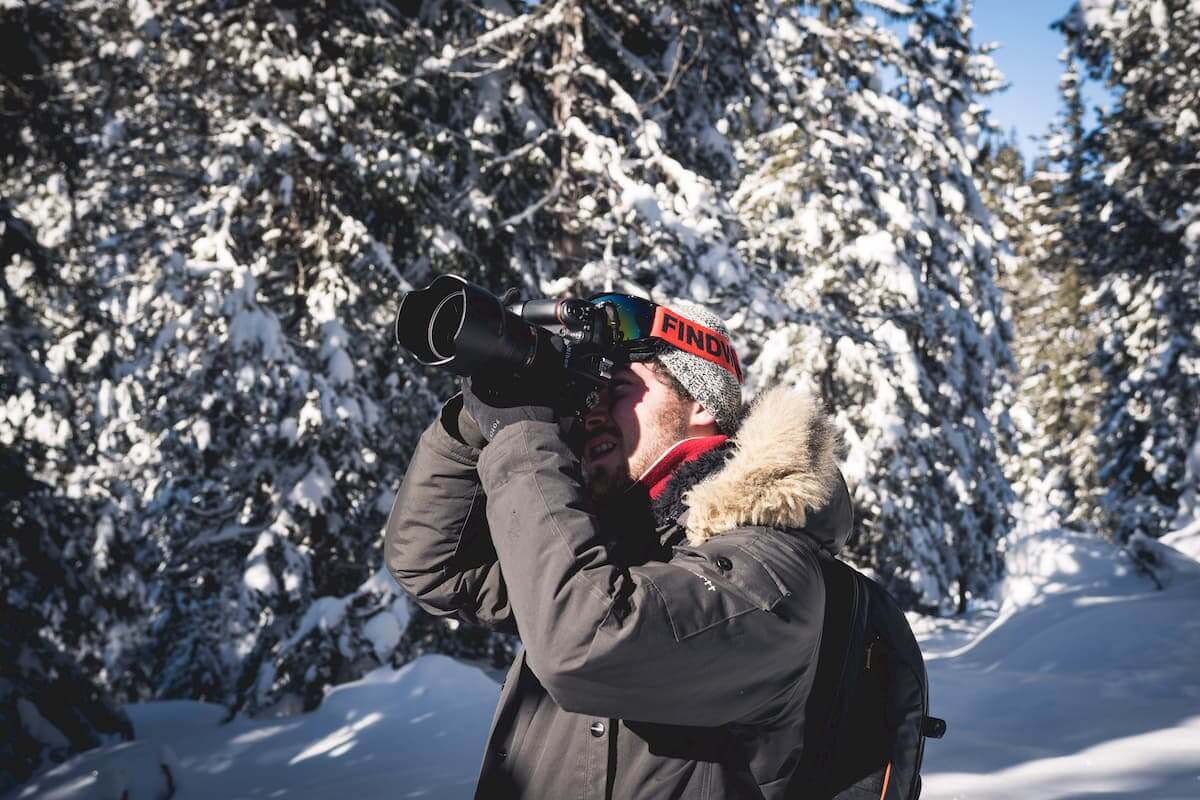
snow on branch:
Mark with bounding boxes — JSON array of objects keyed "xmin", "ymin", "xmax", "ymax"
[
  {"xmin": 575, "ymin": 63, "xmax": 644, "ymax": 122},
  {"xmin": 862, "ymin": 0, "xmax": 915, "ymax": 16},
  {"xmin": 481, "ymin": 129, "xmax": 558, "ymax": 175},
  {"xmin": 418, "ymin": 3, "xmax": 566, "ymax": 75}
]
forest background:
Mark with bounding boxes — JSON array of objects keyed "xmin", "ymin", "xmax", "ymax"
[{"xmin": 2, "ymin": 0, "xmax": 1197, "ymax": 791}]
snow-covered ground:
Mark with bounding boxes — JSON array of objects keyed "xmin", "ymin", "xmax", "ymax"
[
  {"xmin": 8, "ymin": 521, "xmax": 1200, "ymax": 800},
  {"xmin": 5, "ymin": 657, "xmax": 497, "ymax": 800},
  {"xmin": 919, "ymin": 519, "xmax": 1200, "ymax": 800}
]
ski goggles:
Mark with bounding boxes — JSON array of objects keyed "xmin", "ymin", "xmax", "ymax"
[{"xmin": 588, "ymin": 293, "xmax": 743, "ymax": 383}]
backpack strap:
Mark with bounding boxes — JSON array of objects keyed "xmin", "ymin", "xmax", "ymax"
[{"xmin": 788, "ymin": 552, "xmax": 873, "ymax": 798}]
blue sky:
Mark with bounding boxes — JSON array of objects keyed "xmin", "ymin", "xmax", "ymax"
[
  {"xmin": 970, "ymin": 1, "xmax": 1078, "ymax": 161},
  {"xmin": 875, "ymin": 1, "xmax": 1107, "ymax": 165}
]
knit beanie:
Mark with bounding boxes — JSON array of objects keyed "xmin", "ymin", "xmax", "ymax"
[{"xmin": 654, "ymin": 300, "xmax": 744, "ymax": 433}]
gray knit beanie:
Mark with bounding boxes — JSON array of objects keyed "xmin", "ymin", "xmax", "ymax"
[{"xmin": 654, "ymin": 300, "xmax": 744, "ymax": 433}]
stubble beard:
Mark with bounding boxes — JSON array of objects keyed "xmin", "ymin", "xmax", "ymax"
[{"xmin": 584, "ymin": 403, "xmax": 692, "ymax": 507}]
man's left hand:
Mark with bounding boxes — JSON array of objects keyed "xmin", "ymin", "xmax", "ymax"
[{"xmin": 462, "ymin": 378, "xmax": 557, "ymax": 444}]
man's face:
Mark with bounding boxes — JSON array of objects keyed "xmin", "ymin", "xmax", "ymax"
[{"xmin": 581, "ymin": 362, "xmax": 693, "ymax": 504}]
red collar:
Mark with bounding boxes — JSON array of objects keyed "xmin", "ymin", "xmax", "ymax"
[{"xmin": 635, "ymin": 435, "xmax": 729, "ymax": 501}]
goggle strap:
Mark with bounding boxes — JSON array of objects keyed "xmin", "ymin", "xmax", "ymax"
[{"xmin": 649, "ymin": 306, "xmax": 743, "ymax": 383}]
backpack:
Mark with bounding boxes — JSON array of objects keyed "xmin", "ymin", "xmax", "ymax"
[{"xmin": 789, "ymin": 552, "xmax": 946, "ymax": 800}]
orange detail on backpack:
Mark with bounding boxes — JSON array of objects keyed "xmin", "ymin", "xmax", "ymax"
[{"xmin": 879, "ymin": 761, "xmax": 893, "ymax": 799}]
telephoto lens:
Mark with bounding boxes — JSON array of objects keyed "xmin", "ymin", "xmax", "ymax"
[{"xmin": 395, "ymin": 275, "xmax": 562, "ymax": 382}]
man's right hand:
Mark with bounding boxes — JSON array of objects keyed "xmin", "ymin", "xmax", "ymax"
[{"xmin": 440, "ymin": 392, "xmax": 489, "ymax": 450}]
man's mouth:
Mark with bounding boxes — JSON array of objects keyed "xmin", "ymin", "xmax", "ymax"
[{"xmin": 586, "ymin": 433, "xmax": 620, "ymax": 461}]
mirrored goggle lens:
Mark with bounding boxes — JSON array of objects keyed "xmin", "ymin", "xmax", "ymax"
[{"xmin": 588, "ymin": 293, "xmax": 657, "ymax": 343}]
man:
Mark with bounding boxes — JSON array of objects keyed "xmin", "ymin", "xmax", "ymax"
[{"xmin": 385, "ymin": 298, "xmax": 853, "ymax": 799}]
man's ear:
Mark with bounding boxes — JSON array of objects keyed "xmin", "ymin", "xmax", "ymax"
[{"xmin": 688, "ymin": 402, "xmax": 718, "ymax": 431}]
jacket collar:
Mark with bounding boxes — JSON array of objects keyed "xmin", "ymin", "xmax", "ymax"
[
  {"xmin": 636, "ymin": 435, "xmax": 729, "ymax": 501},
  {"xmin": 651, "ymin": 387, "xmax": 854, "ymax": 554}
]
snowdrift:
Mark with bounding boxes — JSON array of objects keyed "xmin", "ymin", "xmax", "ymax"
[
  {"xmin": 5, "ymin": 656, "xmax": 497, "ymax": 800},
  {"xmin": 920, "ymin": 525, "xmax": 1200, "ymax": 799}
]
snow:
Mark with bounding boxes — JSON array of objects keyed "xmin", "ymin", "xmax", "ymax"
[
  {"xmin": 361, "ymin": 605, "xmax": 403, "ymax": 663},
  {"xmin": 918, "ymin": 507, "xmax": 1200, "ymax": 799},
  {"xmin": 288, "ymin": 457, "xmax": 334, "ymax": 515},
  {"xmin": 1163, "ymin": 423, "xmax": 1200, "ymax": 559},
  {"xmin": 1149, "ymin": 0, "xmax": 1168, "ymax": 35},
  {"xmin": 849, "ymin": 230, "xmax": 898, "ymax": 267},
  {"xmin": 243, "ymin": 532, "xmax": 280, "ymax": 595},
  {"xmin": 939, "ymin": 181, "xmax": 966, "ymax": 215},
  {"xmin": 862, "ymin": 0, "xmax": 914, "ymax": 14},
  {"xmin": 279, "ymin": 417, "xmax": 299, "ymax": 445},
  {"xmin": 929, "ymin": 719, "xmax": 1200, "ymax": 799},
  {"xmin": 1163, "ymin": 522, "xmax": 1200, "ymax": 561},
  {"xmin": 281, "ymin": 596, "xmax": 349, "ymax": 653},
  {"xmin": 128, "ymin": 0, "xmax": 156, "ymax": 33},
  {"xmin": 16, "ymin": 699, "xmax": 69, "ymax": 749},
  {"xmin": 14, "ymin": 513, "xmax": 1200, "ymax": 800},
  {"xmin": 228, "ymin": 308, "xmax": 285, "ymax": 362},
  {"xmin": 327, "ymin": 348, "xmax": 355, "ymax": 385},
  {"xmin": 1173, "ymin": 424, "xmax": 1200, "ymax": 532},
  {"xmin": 1104, "ymin": 155, "xmax": 1131, "ymax": 186},
  {"xmin": 5, "ymin": 657, "xmax": 496, "ymax": 800},
  {"xmin": 1080, "ymin": 0, "xmax": 1129, "ymax": 30},
  {"xmin": 877, "ymin": 188, "xmax": 914, "ymax": 231},
  {"xmin": 92, "ymin": 516, "xmax": 116, "ymax": 572},
  {"xmin": 192, "ymin": 418, "xmax": 211, "ymax": 451},
  {"xmin": 6, "ymin": 742, "xmax": 178, "ymax": 800}
]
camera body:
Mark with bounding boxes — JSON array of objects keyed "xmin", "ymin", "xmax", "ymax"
[{"xmin": 395, "ymin": 275, "xmax": 623, "ymax": 410}]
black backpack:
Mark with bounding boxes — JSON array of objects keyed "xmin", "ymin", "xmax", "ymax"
[{"xmin": 789, "ymin": 552, "xmax": 946, "ymax": 800}]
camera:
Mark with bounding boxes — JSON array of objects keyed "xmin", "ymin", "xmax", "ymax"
[{"xmin": 394, "ymin": 275, "xmax": 621, "ymax": 410}]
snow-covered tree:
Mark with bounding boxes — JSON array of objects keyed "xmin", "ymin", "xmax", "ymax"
[
  {"xmin": 729, "ymin": 0, "xmax": 1016, "ymax": 612},
  {"xmin": 1055, "ymin": 0, "xmax": 1200, "ymax": 542},
  {"xmin": 1, "ymin": 0, "xmax": 779, "ymax": 713},
  {"xmin": 1, "ymin": 5, "xmax": 133, "ymax": 779},
  {"xmin": 1000, "ymin": 55, "xmax": 1105, "ymax": 528},
  {"xmin": 0, "ymin": 446, "xmax": 131, "ymax": 790},
  {"xmin": 2, "ymin": 0, "xmax": 454, "ymax": 713},
  {"xmin": 2, "ymin": 0, "xmax": 1032, "ymax": 736},
  {"xmin": 420, "ymin": 0, "xmax": 1023, "ymax": 613}
]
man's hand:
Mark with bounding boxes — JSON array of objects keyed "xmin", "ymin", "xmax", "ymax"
[
  {"xmin": 456, "ymin": 286, "xmax": 561, "ymax": 444},
  {"xmin": 462, "ymin": 378, "xmax": 557, "ymax": 444},
  {"xmin": 438, "ymin": 393, "xmax": 489, "ymax": 450}
]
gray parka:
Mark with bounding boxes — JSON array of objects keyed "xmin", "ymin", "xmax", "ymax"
[{"xmin": 385, "ymin": 387, "xmax": 853, "ymax": 799}]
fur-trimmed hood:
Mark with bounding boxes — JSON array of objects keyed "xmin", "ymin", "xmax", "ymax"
[{"xmin": 673, "ymin": 387, "xmax": 854, "ymax": 554}]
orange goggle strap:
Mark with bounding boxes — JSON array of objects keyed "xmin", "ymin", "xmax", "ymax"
[{"xmin": 649, "ymin": 305, "xmax": 743, "ymax": 383}]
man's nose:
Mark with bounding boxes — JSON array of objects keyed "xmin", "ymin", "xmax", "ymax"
[{"xmin": 583, "ymin": 391, "xmax": 610, "ymax": 432}]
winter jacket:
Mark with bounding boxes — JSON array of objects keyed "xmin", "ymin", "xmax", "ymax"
[{"xmin": 384, "ymin": 387, "xmax": 854, "ymax": 799}]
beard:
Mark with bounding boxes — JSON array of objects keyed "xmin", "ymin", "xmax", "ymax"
[
  {"xmin": 584, "ymin": 402, "xmax": 692, "ymax": 507},
  {"xmin": 627, "ymin": 408, "xmax": 693, "ymax": 481}
]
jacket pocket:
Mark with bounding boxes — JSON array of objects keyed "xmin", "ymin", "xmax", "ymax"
[
  {"xmin": 674, "ymin": 539, "xmax": 790, "ymax": 611},
  {"xmin": 652, "ymin": 542, "xmax": 789, "ymax": 642}
]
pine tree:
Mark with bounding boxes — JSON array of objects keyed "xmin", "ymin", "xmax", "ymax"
[
  {"xmin": 1, "ymin": 0, "xmax": 1033, "ymax": 734},
  {"xmin": 1057, "ymin": 0, "xmax": 1200, "ymax": 542},
  {"xmin": 1, "ymin": 5, "xmax": 133, "ymax": 782},
  {"xmin": 1, "ymin": 435, "xmax": 132, "ymax": 792},
  {"xmin": 2, "ymin": 0, "xmax": 780, "ymax": 712},
  {"xmin": 730, "ymin": 0, "xmax": 1016, "ymax": 612},
  {"xmin": 2, "ymin": 0, "xmax": 452, "ymax": 712},
  {"xmin": 1001, "ymin": 54, "xmax": 1105, "ymax": 528}
]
